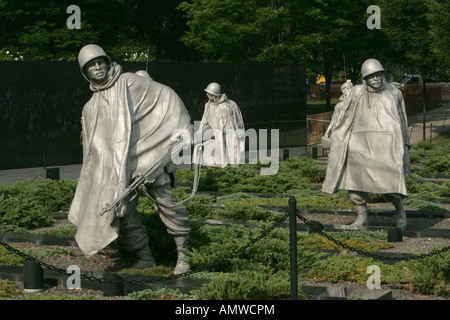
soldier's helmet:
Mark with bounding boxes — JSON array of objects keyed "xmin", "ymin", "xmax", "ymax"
[
  {"xmin": 78, "ymin": 44, "xmax": 111, "ymax": 73},
  {"xmin": 361, "ymin": 59, "xmax": 384, "ymax": 79},
  {"xmin": 204, "ymin": 82, "xmax": 221, "ymax": 96}
]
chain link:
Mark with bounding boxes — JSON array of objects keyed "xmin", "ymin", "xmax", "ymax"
[
  {"xmin": 0, "ymin": 212, "xmax": 289, "ymax": 285},
  {"xmin": 295, "ymin": 210, "xmax": 450, "ymax": 261},
  {"xmin": 1, "ymin": 209, "xmax": 449, "ymax": 288}
]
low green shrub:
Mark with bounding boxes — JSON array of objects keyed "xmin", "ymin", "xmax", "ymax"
[
  {"xmin": 23, "ymin": 293, "xmax": 97, "ymax": 300},
  {"xmin": 42, "ymin": 225, "xmax": 77, "ymax": 236},
  {"xmin": 409, "ymin": 133, "xmax": 450, "ymax": 175},
  {"xmin": 0, "ymin": 179, "xmax": 78, "ymax": 230},
  {"xmin": 406, "ymin": 248, "xmax": 450, "ymax": 296},
  {"xmin": 178, "ymin": 157, "xmax": 325, "ymax": 194},
  {"xmin": 404, "ymin": 198, "xmax": 443, "ymax": 211},
  {"xmin": 298, "ymin": 232, "xmax": 393, "ymax": 252},
  {"xmin": 0, "ymin": 279, "xmax": 22, "ymax": 297},
  {"xmin": 119, "ymin": 265, "xmax": 174, "ymax": 276},
  {"xmin": 219, "ymin": 202, "xmax": 282, "ymax": 222},
  {"xmin": 126, "ymin": 287, "xmax": 192, "ymax": 300},
  {"xmin": 308, "ymin": 248, "xmax": 450, "ymax": 297},
  {"xmin": 308, "ymin": 255, "xmax": 376, "ymax": 284},
  {"xmin": 0, "ymin": 246, "xmax": 27, "ymax": 266},
  {"xmin": 188, "ymin": 224, "xmax": 322, "ymax": 274},
  {"xmin": 192, "ymin": 269, "xmax": 306, "ymax": 300},
  {"xmin": 0, "ymin": 195, "xmax": 51, "ymax": 229}
]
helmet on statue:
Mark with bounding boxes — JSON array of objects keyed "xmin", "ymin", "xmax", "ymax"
[
  {"xmin": 361, "ymin": 59, "xmax": 384, "ymax": 79},
  {"xmin": 204, "ymin": 82, "xmax": 221, "ymax": 96},
  {"xmin": 78, "ymin": 44, "xmax": 111, "ymax": 72}
]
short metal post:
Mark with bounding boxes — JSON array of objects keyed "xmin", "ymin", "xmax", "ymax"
[
  {"xmin": 388, "ymin": 228, "xmax": 403, "ymax": 242},
  {"xmin": 441, "ymin": 111, "xmax": 447, "ymax": 133},
  {"xmin": 430, "ymin": 123, "xmax": 432, "ymax": 143},
  {"xmin": 103, "ymin": 273, "xmax": 124, "ymax": 297},
  {"xmin": 23, "ymin": 261, "xmax": 44, "ymax": 293},
  {"xmin": 289, "ymin": 196, "xmax": 298, "ymax": 300}
]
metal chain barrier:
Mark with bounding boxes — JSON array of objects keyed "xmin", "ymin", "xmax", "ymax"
[
  {"xmin": 0, "ymin": 212, "xmax": 289, "ymax": 285},
  {"xmin": 295, "ymin": 210, "xmax": 450, "ymax": 261},
  {"xmin": 1, "ymin": 207, "xmax": 449, "ymax": 290}
]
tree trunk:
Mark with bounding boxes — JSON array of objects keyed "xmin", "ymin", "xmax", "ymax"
[{"xmin": 323, "ymin": 50, "xmax": 335, "ymax": 109}]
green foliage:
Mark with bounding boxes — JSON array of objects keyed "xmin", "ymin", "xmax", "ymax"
[
  {"xmin": 308, "ymin": 249, "xmax": 450, "ymax": 297},
  {"xmin": 405, "ymin": 248, "xmax": 450, "ymax": 296},
  {"xmin": 298, "ymin": 232, "xmax": 393, "ymax": 252},
  {"xmin": 409, "ymin": 135, "xmax": 450, "ymax": 175},
  {"xmin": 222, "ymin": 195, "xmax": 353, "ymax": 210},
  {"xmin": 38, "ymin": 246, "xmax": 74, "ymax": 258},
  {"xmin": 172, "ymin": 188, "xmax": 215, "ymax": 219},
  {"xmin": 192, "ymin": 269, "xmax": 306, "ymax": 300},
  {"xmin": 126, "ymin": 287, "xmax": 192, "ymax": 300},
  {"xmin": 0, "ymin": 246, "xmax": 27, "ymax": 266},
  {"xmin": 42, "ymin": 225, "xmax": 77, "ymax": 236},
  {"xmin": 119, "ymin": 265, "xmax": 174, "ymax": 277},
  {"xmin": 404, "ymin": 198, "xmax": 443, "ymax": 211},
  {"xmin": 0, "ymin": 225, "xmax": 29, "ymax": 233},
  {"xmin": 219, "ymin": 202, "xmax": 282, "ymax": 222},
  {"xmin": 0, "ymin": 179, "xmax": 77, "ymax": 229},
  {"xmin": 186, "ymin": 157, "xmax": 325, "ymax": 194},
  {"xmin": 188, "ymin": 224, "xmax": 322, "ymax": 274},
  {"xmin": 0, "ymin": 195, "xmax": 51, "ymax": 229},
  {"xmin": 309, "ymin": 255, "xmax": 375, "ymax": 284},
  {"xmin": 0, "ymin": 279, "xmax": 22, "ymax": 297},
  {"xmin": 23, "ymin": 293, "xmax": 97, "ymax": 300}
]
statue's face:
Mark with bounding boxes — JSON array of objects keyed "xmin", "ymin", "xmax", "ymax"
[
  {"xmin": 365, "ymin": 71, "xmax": 385, "ymax": 89},
  {"xmin": 207, "ymin": 93, "xmax": 219, "ymax": 103},
  {"xmin": 84, "ymin": 58, "xmax": 109, "ymax": 84}
]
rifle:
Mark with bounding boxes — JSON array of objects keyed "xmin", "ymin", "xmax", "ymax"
[
  {"xmin": 100, "ymin": 139, "xmax": 202, "ymax": 216},
  {"xmin": 100, "ymin": 160, "xmax": 163, "ymax": 216}
]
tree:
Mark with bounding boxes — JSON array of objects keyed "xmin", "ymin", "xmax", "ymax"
[
  {"xmin": 178, "ymin": 0, "xmax": 306, "ymax": 63},
  {"xmin": 378, "ymin": 0, "xmax": 433, "ymax": 75},
  {"xmin": 425, "ymin": 0, "xmax": 450, "ymax": 79},
  {"xmin": 0, "ymin": 0, "xmax": 183, "ymax": 60}
]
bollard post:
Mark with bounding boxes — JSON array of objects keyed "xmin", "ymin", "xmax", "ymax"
[
  {"xmin": 430, "ymin": 123, "xmax": 432, "ymax": 143},
  {"xmin": 103, "ymin": 273, "xmax": 124, "ymax": 297},
  {"xmin": 23, "ymin": 261, "xmax": 44, "ymax": 293},
  {"xmin": 288, "ymin": 196, "xmax": 298, "ymax": 300},
  {"xmin": 388, "ymin": 228, "xmax": 403, "ymax": 242},
  {"xmin": 46, "ymin": 167, "xmax": 60, "ymax": 180}
]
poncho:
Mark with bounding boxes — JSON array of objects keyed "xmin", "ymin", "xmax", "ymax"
[
  {"xmin": 68, "ymin": 63, "xmax": 191, "ymax": 257},
  {"xmin": 322, "ymin": 82, "xmax": 410, "ymax": 196},
  {"xmin": 199, "ymin": 94, "xmax": 245, "ymax": 167}
]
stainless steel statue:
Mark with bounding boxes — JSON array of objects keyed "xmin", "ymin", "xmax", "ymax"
[
  {"xmin": 322, "ymin": 59, "xmax": 411, "ymax": 230},
  {"xmin": 68, "ymin": 44, "xmax": 192, "ymax": 274},
  {"xmin": 197, "ymin": 82, "xmax": 245, "ymax": 167}
]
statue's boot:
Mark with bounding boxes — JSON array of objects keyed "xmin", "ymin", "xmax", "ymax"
[
  {"xmin": 131, "ymin": 245, "xmax": 157, "ymax": 269},
  {"xmin": 349, "ymin": 205, "xmax": 368, "ymax": 229},
  {"xmin": 392, "ymin": 198, "xmax": 407, "ymax": 231},
  {"xmin": 174, "ymin": 235, "xmax": 191, "ymax": 275}
]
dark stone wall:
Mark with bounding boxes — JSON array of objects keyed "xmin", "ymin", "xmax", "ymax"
[{"xmin": 0, "ymin": 61, "xmax": 306, "ymax": 169}]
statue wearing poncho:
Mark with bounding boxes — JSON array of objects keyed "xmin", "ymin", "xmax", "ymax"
[
  {"xmin": 322, "ymin": 59, "xmax": 411, "ymax": 230},
  {"xmin": 69, "ymin": 45, "xmax": 192, "ymax": 273}
]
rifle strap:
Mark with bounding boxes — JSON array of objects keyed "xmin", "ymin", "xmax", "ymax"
[{"xmin": 139, "ymin": 161, "xmax": 201, "ymax": 208}]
